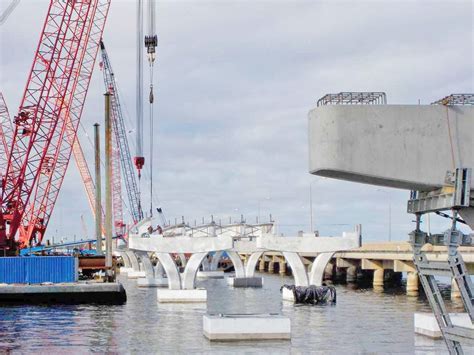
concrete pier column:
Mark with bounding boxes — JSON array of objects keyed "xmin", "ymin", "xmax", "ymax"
[
  {"xmin": 406, "ymin": 271, "xmax": 419, "ymax": 297},
  {"xmin": 245, "ymin": 252, "xmax": 264, "ymax": 278},
  {"xmin": 279, "ymin": 261, "xmax": 286, "ymax": 275},
  {"xmin": 268, "ymin": 261, "xmax": 275, "ymax": 273},
  {"xmin": 259, "ymin": 258, "xmax": 265, "ymax": 272},
  {"xmin": 451, "ymin": 278, "xmax": 461, "ymax": 299},
  {"xmin": 335, "ymin": 267, "xmax": 345, "ymax": 282},
  {"xmin": 346, "ymin": 266, "xmax": 357, "ymax": 283},
  {"xmin": 324, "ymin": 262, "xmax": 334, "ymax": 281},
  {"xmin": 373, "ymin": 269, "xmax": 384, "ymax": 292}
]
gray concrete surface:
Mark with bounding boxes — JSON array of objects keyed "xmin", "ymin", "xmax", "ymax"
[{"xmin": 308, "ymin": 105, "xmax": 474, "ymax": 191}]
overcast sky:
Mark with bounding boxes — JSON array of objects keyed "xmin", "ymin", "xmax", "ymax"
[{"xmin": 1, "ymin": 0, "xmax": 473, "ymax": 243}]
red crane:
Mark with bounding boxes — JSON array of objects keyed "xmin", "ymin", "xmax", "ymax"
[
  {"xmin": 0, "ymin": 93, "xmax": 13, "ymax": 176},
  {"xmin": 0, "ymin": 0, "xmax": 111, "ymax": 250}
]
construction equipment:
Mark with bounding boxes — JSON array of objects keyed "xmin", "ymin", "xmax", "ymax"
[
  {"xmin": 408, "ymin": 172, "xmax": 474, "ymax": 355},
  {"xmin": 0, "ymin": 0, "xmax": 111, "ymax": 250},
  {"xmin": 408, "ymin": 98, "xmax": 473, "ymax": 355},
  {"xmin": 99, "ymin": 41, "xmax": 144, "ymax": 224},
  {"xmin": 0, "ymin": 93, "xmax": 13, "ymax": 176},
  {"xmin": 134, "ymin": 0, "xmax": 145, "ymax": 175},
  {"xmin": 145, "ymin": 0, "xmax": 158, "ymax": 217}
]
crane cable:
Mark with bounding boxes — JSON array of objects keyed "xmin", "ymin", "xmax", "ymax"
[
  {"xmin": 145, "ymin": 0, "xmax": 157, "ymax": 218},
  {"xmin": 149, "ymin": 65, "xmax": 154, "ymax": 218}
]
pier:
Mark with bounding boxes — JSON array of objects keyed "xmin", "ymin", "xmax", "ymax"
[{"xmin": 246, "ymin": 242, "xmax": 474, "ymax": 298}]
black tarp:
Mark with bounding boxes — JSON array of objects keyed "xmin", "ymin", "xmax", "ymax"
[{"xmin": 281, "ymin": 284, "xmax": 336, "ymax": 305}]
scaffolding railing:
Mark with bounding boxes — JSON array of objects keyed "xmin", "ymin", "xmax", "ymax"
[
  {"xmin": 431, "ymin": 93, "xmax": 474, "ymax": 106},
  {"xmin": 317, "ymin": 92, "xmax": 387, "ymax": 107}
]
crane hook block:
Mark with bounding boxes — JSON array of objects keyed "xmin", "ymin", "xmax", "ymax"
[
  {"xmin": 149, "ymin": 87, "xmax": 154, "ymax": 104},
  {"xmin": 134, "ymin": 156, "xmax": 145, "ymax": 171},
  {"xmin": 144, "ymin": 35, "xmax": 158, "ymax": 54}
]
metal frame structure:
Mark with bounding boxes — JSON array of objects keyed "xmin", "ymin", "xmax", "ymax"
[
  {"xmin": 20, "ymin": 0, "xmax": 111, "ymax": 247},
  {"xmin": 317, "ymin": 92, "xmax": 387, "ymax": 107},
  {"xmin": 0, "ymin": 93, "xmax": 13, "ymax": 176},
  {"xmin": 408, "ymin": 168, "xmax": 474, "ymax": 354},
  {"xmin": 99, "ymin": 40, "xmax": 143, "ymax": 224},
  {"xmin": 112, "ymin": 132, "xmax": 125, "ymax": 237},
  {"xmin": 0, "ymin": 0, "xmax": 111, "ymax": 249},
  {"xmin": 432, "ymin": 94, "xmax": 474, "ymax": 106}
]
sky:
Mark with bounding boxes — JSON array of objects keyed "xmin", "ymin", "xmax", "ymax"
[{"xmin": 0, "ymin": 0, "xmax": 473, "ymax": 243}]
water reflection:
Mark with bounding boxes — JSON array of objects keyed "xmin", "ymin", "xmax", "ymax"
[{"xmin": 0, "ymin": 273, "xmax": 447, "ymax": 353}]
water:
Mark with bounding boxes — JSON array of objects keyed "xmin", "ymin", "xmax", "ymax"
[{"xmin": 0, "ymin": 273, "xmax": 453, "ymax": 353}]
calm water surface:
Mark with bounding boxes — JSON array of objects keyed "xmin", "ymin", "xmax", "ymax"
[{"xmin": 0, "ymin": 273, "xmax": 454, "ymax": 354}]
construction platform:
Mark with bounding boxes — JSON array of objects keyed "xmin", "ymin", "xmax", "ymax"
[{"xmin": 0, "ymin": 282, "xmax": 126, "ymax": 304}]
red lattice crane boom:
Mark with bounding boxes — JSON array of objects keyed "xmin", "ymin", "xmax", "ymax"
[
  {"xmin": 0, "ymin": 93, "xmax": 13, "ymax": 176},
  {"xmin": 0, "ymin": 0, "xmax": 110, "ymax": 249}
]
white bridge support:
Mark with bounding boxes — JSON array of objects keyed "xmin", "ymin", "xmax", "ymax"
[
  {"xmin": 182, "ymin": 252, "xmax": 208, "ymax": 289},
  {"xmin": 282, "ymin": 252, "xmax": 309, "ymax": 287},
  {"xmin": 210, "ymin": 251, "xmax": 224, "ymax": 271},
  {"xmin": 135, "ymin": 252, "xmax": 168, "ymax": 287},
  {"xmin": 125, "ymin": 251, "xmax": 145, "ymax": 279},
  {"xmin": 117, "ymin": 251, "xmax": 132, "ymax": 274},
  {"xmin": 227, "ymin": 250, "xmax": 264, "ymax": 288},
  {"xmin": 128, "ymin": 223, "xmax": 360, "ymax": 301},
  {"xmin": 308, "ymin": 252, "xmax": 335, "ymax": 286}
]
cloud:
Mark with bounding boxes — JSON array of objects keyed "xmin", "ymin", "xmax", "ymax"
[{"xmin": 0, "ymin": 0, "xmax": 472, "ymax": 243}]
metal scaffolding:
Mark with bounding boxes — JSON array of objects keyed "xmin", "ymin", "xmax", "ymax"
[
  {"xmin": 432, "ymin": 94, "xmax": 474, "ymax": 106},
  {"xmin": 317, "ymin": 92, "xmax": 387, "ymax": 107}
]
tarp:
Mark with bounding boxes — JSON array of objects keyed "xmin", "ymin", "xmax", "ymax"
[{"xmin": 281, "ymin": 284, "xmax": 336, "ymax": 305}]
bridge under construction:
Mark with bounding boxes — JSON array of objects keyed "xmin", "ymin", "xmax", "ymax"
[{"xmin": 0, "ymin": 0, "xmax": 472, "ymax": 353}]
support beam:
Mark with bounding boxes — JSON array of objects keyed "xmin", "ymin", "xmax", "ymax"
[
  {"xmin": 155, "ymin": 252, "xmax": 181, "ymax": 290},
  {"xmin": 227, "ymin": 251, "xmax": 246, "ymax": 278},
  {"xmin": 282, "ymin": 252, "xmax": 309, "ymax": 287},
  {"xmin": 394, "ymin": 260, "xmax": 416, "ymax": 273},
  {"xmin": 406, "ymin": 271, "xmax": 419, "ymax": 297},
  {"xmin": 181, "ymin": 252, "xmax": 207, "ymax": 290},
  {"xmin": 373, "ymin": 269, "xmax": 384, "ymax": 292},
  {"xmin": 245, "ymin": 251, "xmax": 263, "ymax": 278},
  {"xmin": 308, "ymin": 252, "xmax": 334, "ymax": 286}
]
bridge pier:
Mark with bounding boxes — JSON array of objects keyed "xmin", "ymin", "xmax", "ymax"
[
  {"xmin": 279, "ymin": 260, "xmax": 286, "ymax": 275},
  {"xmin": 406, "ymin": 271, "xmax": 419, "ymax": 297},
  {"xmin": 268, "ymin": 260, "xmax": 275, "ymax": 273},
  {"xmin": 346, "ymin": 266, "xmax": 357, "ymax": 283},
  {"xmin": 126, "ymin": 251, "xmax": 146, "ymax": 279},
  {"xmin": 373, "ymin": 269, "xmax": 384, "ymax": 292},
  {"xmin": 228, "ymin": 251, "xmax": 264, "ymax": 287},
  {"xmin": 118, "ymin": 251, "xmax": 133, "ymax": 274},
  {"xmin": 136, "ymin": 252, "xmax": 168, "ymax": 287},
  {"xmin": 308, "ymin": 252, "xmax": 334, "ymax": 286},
  {"xmin": 156, "ymin": 252, "xmax": 207, "ymax": 303},
  {"xmin": 451, "ymin": 278, "xmax": 461, "ymax": 299},
  {"xmin": 128, "ymin": 224, "xmax": 360, "ymax": 301}
]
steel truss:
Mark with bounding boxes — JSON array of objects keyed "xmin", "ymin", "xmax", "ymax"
[
  {"xmin": 408, "ymin": 168, "xmax": 474, "ymax": 354},
  {"xmin": 0, "ymin": 0, "xmax": 110, "ymax": 248},
  {"xmin": 99, "ymin": 40, "xmax": 143, "ymax": 224},
  {"xmin": 0, "ymin": 93, "xmax": 13, "ymax": 176}
]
